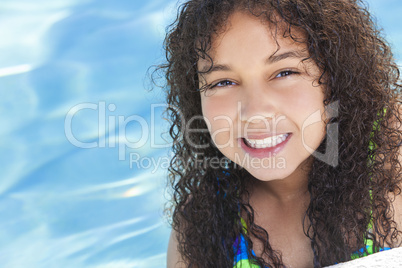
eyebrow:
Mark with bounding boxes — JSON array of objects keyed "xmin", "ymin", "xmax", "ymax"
[
  {"xmin": 199, "ymin": 64, "xmax": 231, "ymax": 74},
  {"xmin": 266, "ymin": 50, "xmax": 308, "ymax": 64},
  {"xmin": 198, "ymin": 50, "xmax": 308, "ymax": 74}
]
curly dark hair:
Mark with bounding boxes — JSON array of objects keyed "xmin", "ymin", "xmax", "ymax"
[{"xmin": 157, "ymin": 0, "xmax": 402, "ymax": 267}]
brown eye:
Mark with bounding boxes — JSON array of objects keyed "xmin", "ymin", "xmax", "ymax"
[
  {"xmin": 275, "ymin": 70, "xmax": 299, "ymax": 78},
  {"xmin": 211, "ymin": 80, "xmax": 236, "ymax": 88}
]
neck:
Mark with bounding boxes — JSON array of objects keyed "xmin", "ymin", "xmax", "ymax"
[{"xmin": 250, "ymin": 157, "xmax": 312, "ymax": 207}]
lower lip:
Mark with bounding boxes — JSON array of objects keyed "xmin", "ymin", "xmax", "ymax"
[{"xmin": 239, "ymin": 134, "xmax": 292, "ymax": 158}]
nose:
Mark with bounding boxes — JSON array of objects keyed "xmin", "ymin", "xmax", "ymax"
[{"xmin": 239, "ymin": 82, "xmax": 277, "ymax": 124}]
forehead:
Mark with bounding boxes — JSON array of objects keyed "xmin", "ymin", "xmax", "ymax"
[{"xmin": 197, "ymin": 11, "xmax": 307, "ymax": 68}]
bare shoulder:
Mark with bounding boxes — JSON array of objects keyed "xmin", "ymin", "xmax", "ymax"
[
  {"xmin": 390, "ymin": 104, "xmax": 402, "ymax": 243},
  {"xmin": 393, "ymin": 191, "xmax": 402, "ymax": 235},
  {"xmin": 167, "ymin": 228, "xmax": 187, "ymax": 268}
]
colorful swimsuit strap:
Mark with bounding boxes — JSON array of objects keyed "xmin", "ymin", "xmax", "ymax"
[
  {"xmin": 232, "ymin": 220, "xmax": 391, "ymax": 268},
  {"xmin": 233, "ymin": 218, "xmax": 260, "ymax": 268}
]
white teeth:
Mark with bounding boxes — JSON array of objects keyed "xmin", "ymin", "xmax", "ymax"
[{"xmin": 244, "ymin": 134, "xmax": 289, "ymax": 149}]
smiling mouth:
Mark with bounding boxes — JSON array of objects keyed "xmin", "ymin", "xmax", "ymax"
[{"xmin": 243, "ymin": 133, "xmax": 290, "ymax": 149}]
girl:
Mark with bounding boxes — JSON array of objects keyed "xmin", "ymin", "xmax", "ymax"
[{"xmin": 161, "ymin": 0, "xmax": 402, "ymax": 267}]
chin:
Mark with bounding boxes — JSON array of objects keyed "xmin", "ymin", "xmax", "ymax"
[
  {"xmin": 242, "ymin": 156, "xmax": 312, "ymax": 182},
  {"xmin": 245, "ymin": 165, "xmax": 295, "ymax": 182}
]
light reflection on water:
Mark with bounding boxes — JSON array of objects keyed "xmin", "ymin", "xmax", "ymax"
[
  {"xmin": 0, "ymin": 0, "xmax": 175, "ymax": 267},
  {"xmin": 0, "ymin": 0, "xmax": 400, "ymax": 267}
]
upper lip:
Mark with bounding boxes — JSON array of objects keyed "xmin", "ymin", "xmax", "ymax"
[{"xmin": 242, "ymin": 133, "xmax": 290, "ymax": 139}]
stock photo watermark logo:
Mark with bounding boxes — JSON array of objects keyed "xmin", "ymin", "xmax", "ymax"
[
  {"xmin": 64, "ymin": 102, "xmax": 170, "ymax": 161},
  {"xmin": 128, "ymin": 153, "xmax": 287, "ymax": 174},
  {"xmin": 303, "ymin": 100, "xmax": 339, "ymax": 167},
  {"xmin": 64, "ymin": 101, "xmax": 339, "ymax": 168}
]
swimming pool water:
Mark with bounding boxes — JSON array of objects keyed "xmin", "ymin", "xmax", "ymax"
[{"xmin": 0, "ymin": 0, "xmax": 400, "ymax": 267}]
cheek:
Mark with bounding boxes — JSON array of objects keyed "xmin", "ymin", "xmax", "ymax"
[
  {"xmin": 280, "ymin": 85, "xmax": 326, "ymax": 149},
  {"xmin": 201, "ymin": 95, "xmax": 237, "ymax": 128},
  {"xmin": 300, "ymin": 119, "xmax": 327, "ymax": 152},
  {"xmin": 201, "ymin": 97, "xmax": 214, "ymax": 133},
  {"xmin": 298, "ymin": 103, "xmax": 326, "ymax": 150},
  {"xmin": 201, "ymin": 95, "xmax": 238, "ymax": 147}
]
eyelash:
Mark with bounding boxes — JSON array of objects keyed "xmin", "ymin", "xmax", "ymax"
[
  {"xmin": 276, "ymin": 70, "xmax": 299, "ymax": 78},
  {"xmin": 210, "ymin": 80, "xmax": 236, "ymax": 88},
  {"xmin": 206, "ymin": 69, "xmax": 299, "ymax": 90}
]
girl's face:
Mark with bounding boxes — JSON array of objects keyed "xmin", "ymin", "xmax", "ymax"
[{"xmin": 198, "ymin": 11, "xmax": 327, "ymax": 182}]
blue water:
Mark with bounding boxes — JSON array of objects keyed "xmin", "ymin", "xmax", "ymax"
[{"xmin": 0, "ymin": 1, "xmax": 400, "ymax": 267}]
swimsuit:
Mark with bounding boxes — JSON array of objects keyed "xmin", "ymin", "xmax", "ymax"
[
  {"xmin": 232, "ymin": 219, "xmax": 391, "ymax": 268},
  {"xmin": 233, "ymin": 233, "xmax": 260, "ymax": 268}
]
